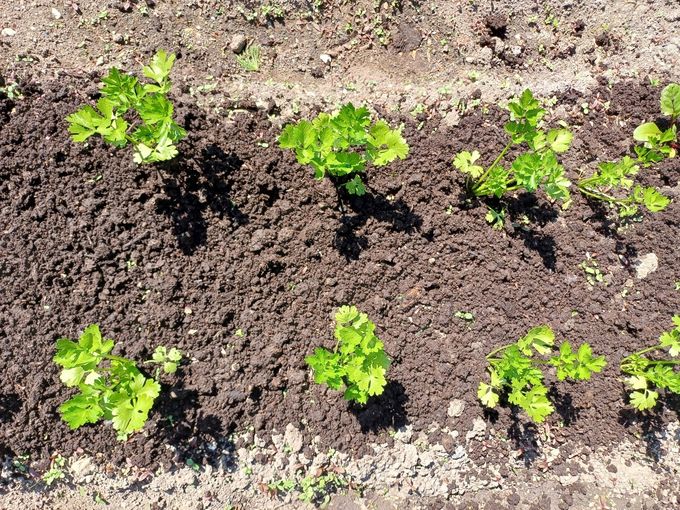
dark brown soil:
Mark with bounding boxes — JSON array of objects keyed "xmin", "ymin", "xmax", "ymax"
[{"xmin": 1, "ymin": 78, "xmax": 679, "ymax": 470}]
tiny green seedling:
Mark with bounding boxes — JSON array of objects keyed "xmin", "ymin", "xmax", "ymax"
[
  {"xmin": 279, "ymin": 103, "xmax": 409, "ymax": 195},
  {"xmin": 0, "ymin": 82, "xmax": 23, "ymax": 100},
  {"xmin": 236, "ymin": 44, "xmax": 261, "ymax": 72},
  {"xmin": 54, "ymin": 324, "xmax": 182, "ymax": 440},
  {"xmin": 42, "ymin": 455, "xmax": 66, "ymax": 486},
  {"xmin": 485, "ymin": 206, "xmax": 506, "ymax": 230},
  {"xmin": 66, "ymin": 50, "xmax": 186, "ymax": 164},
  {"xmin": 577, "ymin": 83, "xmax": 677, "ymax": 218},
  {"xmin": 455, "ymin": 311, "xmax": 475, "ymax": 322},
  {"xmin": 579, "ymin": 256, "xmax": 604, "ymax": 286},
  {"xmin": 453, "ymin": 89, "xmax": 572, "ymax": 223},
  {"xmin": 306, "ymin": 306, "xmax": 390, "ymax": 404},
  {"xmin": 621, "ymin": 315, "xmax": 680, "ymax": 411},
  {"xmin": 146, "ymin": 346, "xmax": 182, "ymax": 376},
  {"xmin": 478, "ymin": 325, "xmax": 606, "ymax": 422}
]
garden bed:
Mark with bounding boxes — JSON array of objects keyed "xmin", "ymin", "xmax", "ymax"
[{"xmin": 1, "ymin": 76, "xmax": 679, "ymax": 475}]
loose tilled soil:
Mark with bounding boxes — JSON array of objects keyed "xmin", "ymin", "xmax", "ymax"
[{"xmin": 1, "ymin": 77, "xmax": 679, "ymax": 474}]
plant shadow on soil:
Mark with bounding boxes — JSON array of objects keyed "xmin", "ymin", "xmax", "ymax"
[
  {"xmin": 0, "ymin": 394, "xmax": 20, "ymax": 424},
  {"xmin": 504, "ymin": 194, "xmax": 559, "ymax": 270},
  {"xmin": 333, "ymin": 188, "xmax": 423, "ymax": 260},
  {"xmin": 483, "ymin": 385, "xmax": 582, "ymax": 466},
  {"xmin": 151, "ymin": 379, "xmax": 237, "ymax": 469},
  {"xmin": 155, "ymin": 144, "xmax": 249, "ymax": 255},
  {"xmin": 351, "ymin": 381, "xmax": 409, "ymax": 433},
  {"xmin": 617, "ymin": 393, "xmax": 680, "ymax": 461}
]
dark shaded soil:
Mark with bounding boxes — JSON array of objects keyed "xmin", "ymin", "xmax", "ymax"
[{"xmin": 0, "ymin": 78, "xmax": 679, "ymax": 470}]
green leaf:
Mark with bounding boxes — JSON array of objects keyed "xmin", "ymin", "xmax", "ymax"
[
  {"xmin": 547, "ymin": 129, "xmax": 573, "ymax": 153},
  {"xmin": 511, "ymin": 152, "xmax": 546, "ymax": 193},
  {"xmin": 629, "ymin": 389, "xmax": 658, "ymax": 411},
  {"xmin": 60, "ymin": 367, "xmax": 85, "ymax": 387},
  {"xmin": 520, "ymin": 387, "xmax": 554, "ymax": 423},
  {"xmin": 100, "ymin": 67, "xmax": 139, "ymax": 110},
  {"xmin": 641, "ymin": 187, "xmax": 670, "ymax": 212},
  {"xmin": 59, "ymin": 393, "xmax": 104, "ymax": 429},
  {"xmin": 335, "ymin": 305, "xmax": 360, "ymax": 325},
  {"xmin": 478, "ymin": 381, "xmax": 499, "ymax": 408},
  {"xmin": 633, "ymin": 122, "xmax": 662, "ymax": 142},
  {"xmin": 453, "ymin": 150, "xmax": 484, "ymax": 179},
  {"xmin": 344, "ymin": 175, "xmax": 366, "ymax": 195},
  {"xmin": 660, "ymin": 329, "xmax": 680, "ymax": 357},
  {"xmin": 660, "ymin": 83, "xmax": 680, "ymax": 118},
  {"xmin": 142, "ymin": 50, "xmax": 176, "ymax": 89},
  {"xmin": 367, "ymin": 120, "xmax": 409, "ymax": 166},
  {"xmin": 520, "ymin": 325, "xmax": 555, "ymax": 355}
]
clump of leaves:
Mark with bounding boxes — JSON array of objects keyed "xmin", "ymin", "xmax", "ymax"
[
  {"xmin": 478, "ymin": 325, "xmax": 606, "ymax": 422},
  {"xmin": 66, "ymin": 50, "xmax": 186, "ymax": 164},
  {"xmin": 278, "ymin": 103, "xmax": 409, "ymax": 195},
  {"xmin": 269, "ymin": 471, "xmax": 349, "ymax": 506},
  {"xmin": 621, "ymin": 316, "xmax": 680, "ymax": 411},
  {"xmin": 576, "ymin": 83, "xmax": 677, "ymax": 218},
  {"xmin": 453, "ymin": 89, "xmax": 573, "ymax": 221},
  {"xmin": 305, "ymin": 306, "xmax": 390, "ymax": 404},
  {"xmin": 54, "ymin": 324, "xmax": 182, "ymax": 440}
]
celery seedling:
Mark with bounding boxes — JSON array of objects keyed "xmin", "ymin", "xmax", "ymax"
[
  {"xmin": 621, "ymin": 315, "xmax": 680, "ymax": 411},
  {"xmin": 279, "ymin": 103, "xmax": 409, "ymax": 195},
  {"xmin": 478, "ymin": 325, "xmax": 606, "ymax": 422},
  {"xmin": 305, "ymin": 306, "xmax": 390, "ymax": 403},
  {"xmin": 576, "ymin": 83, "xmax": 677, "ymax": 218},
  {"xmin": 54, "ymin": 324, "xmax": 182, "ymax": 440},
  {"xmin": 66, "ymin": 50, "xmax": 186, "ymax": 164},
  {"xmin": 453, "ymin": 89, "xmax": 573, "ymax": 219}
]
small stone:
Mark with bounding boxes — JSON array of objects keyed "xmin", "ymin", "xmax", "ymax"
[
  {"xmin": 634, "ymin": 253, "xmax": 658, "ymax": 279},
  {"xmin": 113, "ymin": 33, "xmax": 125, "ymax": 44},
  {"xmin": 447, "ymin": 399, "xmax": 466, "ymax": 418},
  {"xmin": 230, "ymin": 34, "xmax": 247, "ymax": 54},
  {"xmin": 319, "ymin": 53, "xmax": 332, "ymax": 64},
  {"xmin": 70, "ymin": 457, "xmax": 95, "ymax": 482},
  {"xmin": 283, "ymin": 424, "xmax": 304, "ymax": 453},
  {"xmin": 51, "ymin": 7, "xmax": 62, "ymax": 19},
  {"xmin": 402, "ymin": 444, "xmax": 419, "ymax": 469},
  {"xmin": 184, "ymin": 307, "xmax": 193, "ymax": 315},
  {"xmin": 465, "ymin": 417, "xmax": 487, "ymax": 440},
  {"xmin": 1, "ymin": 28, "xmax": 16, "ymax": 37}
]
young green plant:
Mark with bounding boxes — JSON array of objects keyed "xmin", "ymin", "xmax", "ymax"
[
  {"xmin": 54, "ymin": 324, "xmax": 182, "ymax": 440},
  {"xmin": 453, "ymin": 89, "xmax": 573, "ymax": 220},
  {"xmin": 621, "ymin": 315, "xmax": 680, "ymax": 411},
  {"xmin": 279, "ymin": 103, "xmax": 409, "ymax": 195},
  {"xmin": 66, "ymin": 50, "xmax": 186, "ymax": 164},
  {"xmin": 478, "ymin": 325, "xmax": 606, "ymax": 422},
  {"xmin": 305, "ymin": 306, "xmax": 390, "ymax": 404},
  {"xmin": 576, "ymin": 83, "xmax": 677, "ymax": 218}
]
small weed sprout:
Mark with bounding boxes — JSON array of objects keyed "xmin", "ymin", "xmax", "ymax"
[
  {"xmin": 236, "ymin": 44, "xmax": 261, "ymax": 72},
  {"xmin": 579, "ymin": 256, "xmax": 604, "ymax": 286},
  {"xmin": 621, "ymin": 316, "xmax": 680, "ymax": 410},
  {"xmin": 478, "ymin": 325, "xmax": 606, "ymax": 422},
  {"xmin": 42, "ymin": 455, "xmax": 66, "ymax": 486},
  {"xmin": 306, "ymin": 306, "xmax": 390, "ymax": 404}
]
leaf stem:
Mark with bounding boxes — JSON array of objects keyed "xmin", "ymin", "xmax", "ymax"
[{"xmin": 473, "ymin": 141, "xmax": 513, "ymax": 194}]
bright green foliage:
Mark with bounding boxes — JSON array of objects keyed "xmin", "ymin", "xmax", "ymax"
[
  {"xmin": 278, "ymin": 103, "xmax": 409, "ymax": 195},
  {"xmin": 580, "ymin": 83, "xmax": 677, "ymax": 218},
  {"xmin": 621, "ymin": 316, "xmax": 680, "ymax": 411},
  {"xmin": 478, "ymin": 325, "xmax": 606, "ymax": 422},
  {"xmin": 305, "ymin": 306, "xmax": 390, "ymax": 404},
  {"xmin": 453, "ymin": 89, "xmax": 573, "ymax": 218},
  {"xmin": 54, "ymin": 324, "xmax": 182, "ymax": 440},
  {"xmin": 42, "ymin": 455, "xmax": 66, "ymax": 486},
  {"xmin": 485, "ymin": 206, "xmax": 506, "ymax": 230},
  {"xmin": 66, "ymin": 50, "xmax": 186, "ymax": 164},
  {"xmin": 147, "ymin": 346, "xmax": 183, "ymax": 375}
]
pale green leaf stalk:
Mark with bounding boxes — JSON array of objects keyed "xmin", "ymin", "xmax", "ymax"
[
  {"xmin": 305, "ymin": 306, "xmax": 390, "ymax": 404},
  {"xmin": 279, "ymin": 104, "xmax": 409, "ymax": 196},
  {"xmin": 479, "ymin": 325, "xmax": 606, "ymax": 422},
  {"xmin": 621, "ymin": 315, "xmax": 680, "ymax": 411},
  {"xmin": 66, "ymin": 50, "xmax": 186, "ymax": 164}
]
